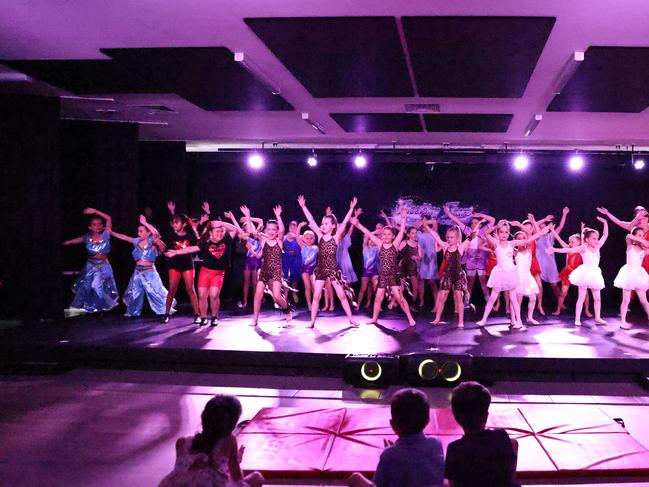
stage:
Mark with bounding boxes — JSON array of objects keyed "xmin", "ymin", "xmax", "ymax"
[{"xmin": 2, "ymin": 306, "xmax": 649, "ymax": 382}]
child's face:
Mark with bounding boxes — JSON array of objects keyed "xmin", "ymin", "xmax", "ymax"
[
  {"xmin": 408, "ymin": 228, "xmax": 418, "ymax": 240},
  {"xmin": 288, "ymin": 222, "xmax": 298, "ymax": 234},
  {"xmin": 585, "ymin": 232, "xmax": 599, "ymax": 247},
  {"xmin": 266, "ymin": 223, "xmax": 278, "ymax": 239},
  {"xmin": 137, "ymin": 225, "xmax": 150, "ymax": 239},
  {"xmin": 382, "ymin": 228, "xmax": 395, "ymax": 244},
  {"xmin": 445, "ymin": 229, "xmax": 459, "ymax": 245},
  {"xmin": 88, "ymin": 218, "xmax": 104, "ymax": 234},
  {"xmin": 522, "ymin": 222, "xmax": 533, "ymax": 234},
  {"xmin": 303, "ymin": 232, "xmax": 315, "ymax": 245},
  {"xmin": 635, "ymin": 228, "xmax": 646, "ymax": 239},
  {"xmin": 209, "ymin": 225, "xmax": 225, "ymax": 241},
  {"xmin": 375, "ymin": 223, "xmax": 384, "ymax": 234},
  {"xmin": 497, "ymin": 225, "xmax": 510, "ymax": 241},
  {"xmin": 470, "ymin": 217, "xmax": 481, "ymax": 229},
  {"xmin": 568, "ymin": 236, "xmax": 581, "ymax": 248},
  {"xmin": 321, "ymin": 216, "xmax": 334, "ymax": 235},
  {"xmin": 171, "ymin": 219, "xmax": 184, "ymax": 233}
]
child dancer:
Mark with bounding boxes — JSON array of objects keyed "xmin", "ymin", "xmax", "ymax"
[
  {"xmin": 243, "ymin": 205, "xmax": 293, "ymax": 326},
  {"xmin": 241, "ymin": 215, "xmax": 264, "ymax": 309},
  {"xmin": 399, "ymin": 227, "xmax": 422, "ymax": 306},
  {"xmin": 355, "ymin": 234, "xmax": 379, "ymax": 311},
  {"xmin": 158, "ymin": 394, "xmax": 264, "ymax": 487},
  {"xmin": 535, "ymin": 208, "xmax": 569, "ymax": 314},
  {"xmin": 111, "ymin": 215, "xmax": 173, "ymax": 318},
  {"xmin": 549, "ymin": 227, "xmax": 591, "ymax": 317},
  {"xmin": 444, "ymin": 206, "xmax": 495, "ymax": 306},
  {"xmin": 514, "ymin": 231, "xmax": 541, "ymax": 325},
  {"xmin": 425, "ymin": 224, "xmax": 471, "ymax": 327},
  {"xmin": 351, "ymin": 207, "xmax": 417, "ymax": 327},
  {"xmin": 416, "ymin": 217, "xmax": 439, "ymax": 309},
  {"xmin": 297, "ymin": 195, "xmax": 358, "ymax": 328},
  {"xmin": 477, "ymin": 221, "xmax": 549, "ymax": 330},
  {"xmin": 283, "ymin": 220, "xmax": 305, "ymax": 304},
  {"xmin": 547, "ymin": 217, "xmax": 609, "ymax": 327},
  {"xmin": 63, "ymin": 208, "xmax": 119, "ymax": 313},
  {"xmin": 613, "ymin": 227, "xmax": 649, "ymax": 329},
  {"xmin": 161, "ymin": 213, "xmax": 200, "ymax": 324},
  {"xmin": 298, "ymin": 229, "xmax": 318, "ymax": 311},
  {"xmin": 337, "ymin": 222, "xmax": 358, "ymax": 285},
  {"xmin": 165, "ymin": 217, "xmax": 240, "ymax": 326}
]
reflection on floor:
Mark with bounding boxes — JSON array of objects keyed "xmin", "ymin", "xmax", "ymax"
[{"xmin": 2, "ymin": 369, "xmax": 649, "ymax": 486}]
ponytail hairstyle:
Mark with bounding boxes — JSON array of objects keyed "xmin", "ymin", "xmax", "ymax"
[
  {"xmin": 446, "ymin": 225, "xmax": 462, "ymax": 240},
  {"xmin": 190, "ymin": 395, "xmax": 242, "ymax": 455},
  {"xmin": 169, "ymin": 214, "xmax": 190, "ymax": 232},
  {"xmin": 631, "ymin": 226, "xmax": 644, "ymax": 237},
  {"xmin": 582, "ymin": 227, "xmax": 599, "ymax": 241},
  {"xmin": 514, "ymin": 230, "xmax": 526, "ymax": 240}
]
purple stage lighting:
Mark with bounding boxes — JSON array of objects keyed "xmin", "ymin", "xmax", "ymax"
[
  {"xmin": 247, "ymin": 152, "xmax": 265, "ymax": 169},
  {"xmin": 354, "ymin": 153, "xmax": 367, "ymax": 168},
  {"xmin": 513, "ymin": 154, "xmax": 529, "ymax": 171},
  {"xmin": 307, "ymin": 152, "xmax": 318, "ymax": 167},
  {"xmin": 568, "ymin": 155, "xmax": 584, "ymax": 171},
  {"xmin": 633, "ymin": 158, "xmax": 645, "ymax": 170}
]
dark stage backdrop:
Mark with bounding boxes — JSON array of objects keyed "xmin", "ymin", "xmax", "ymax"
[
  {"xmin": 0, "ymin": 95, "xmax": 63, "ymax": 320},
  {"xmin": 186, "ymin": 151, "xmax": 648, "ymax": 306}
]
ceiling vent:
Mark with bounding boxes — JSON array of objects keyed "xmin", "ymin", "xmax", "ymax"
[{"xmin": 405, "ymin": 103, "xmax": 440, "ymax": 113}]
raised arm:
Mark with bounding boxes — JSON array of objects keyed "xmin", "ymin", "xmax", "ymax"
[
  {"xmin": 379, "ymin": 209, "xmax": 394, "ymax": 228},
  {"xmin": 474, "ymin": 211, "xmax": 496, "ymax": 232},
  {"xmin": 393, "ymin": 207, "xmax": 408, "ymax": 247},
  {"xmin": 224, "ymin": 211, "xmax": 244, "ymax": 233},
  {"xmin": 335, "ymin": 197, "xmax": 358, "ymax": 242},
  {"xmin": 597, "ymin": 207, "xmax": 634, "ymax": 231},
  {"xmin": 527, "ymin": 213, "xmax": 541, "ymax": 234},
  {"xmin": 555, "ymin": 207, "xmax": 569, "ymax": 234},
  {"xmin": 83, "ymin": 207, "xmax": 112, "ymax": 231},
  {"xmin": 139, "ymin": 215, "xmax": 160, "ymax": 238},
  {"xmin": 444, "ymin": 205, "xmax": 466, "ymax": 231},
  {"xmin": 62, "ymin": 236, "xmax": 85, "ymax": 245},
  {"xmin": 166, "ymin": 200, "xmax": 176, "ymax": 216},
  {"xmin": 110, "ymin": 229, "xmax": 135, "ymax": 243},
  {"xmin": 595, "ymin": 216, "xmax": 609, "ymax": 249},
  {"xmin": 297, "ymin": 195, "xmax": 323, "ymax": 239},
  {"xmin": 513, "ymin": 225, "xmax": 552, "ymax": 247},
  {"xmin": 424, "ymin": 224, "xmax": 448, "ymax": 250},
  {"xmin": 550, "ymin": 227, "xmax": 570, "ymax": 249},
  {"xmin": 273, "ymin": 204, "xmax": 285, "ymax": 240},
  {"xmin": 351, "ymin": 209, "xmax": 383, "ymax": 247}
]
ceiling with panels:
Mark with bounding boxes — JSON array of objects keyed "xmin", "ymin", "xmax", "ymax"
[{"xmin": 1, "ymin": 0, "xmax": 649, "ymax": 148}]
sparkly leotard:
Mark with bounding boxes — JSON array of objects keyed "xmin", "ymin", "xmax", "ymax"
[
  {"xmin": 258, "ymin": 241, "xmax": 283, "ymax": 284},
  {"xmin": 400, "ymin": 242, "xmax": 418, "ymax": 277},
  {"xmin": 378, "ymin": 244, "xmax": 399, "ymax": 288},
  {"xmin": 315, "ymin": 237, "xmax": 339, "ymax": 280},
  {"xmin": 440, "ymin": 248, "xmax": 468, "ymax": 292}
]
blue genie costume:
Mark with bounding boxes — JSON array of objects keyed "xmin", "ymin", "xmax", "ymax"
[
  {"xmin": 282, "ymin": 238, "xmax": 302, "ymax": 284},
  {"xmin": 71, "ymin": 230, "xmax": 119, "ymax": 312},
  {"xmin": 123, "ymin": 236, "xmax": 175, "ymax": 317}
]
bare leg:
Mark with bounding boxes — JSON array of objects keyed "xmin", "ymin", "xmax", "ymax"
[
  {"xmin": 392, "ymin": 286, "xmax": 416, "ymax": 326},
  {"xmin": 310, "ymin": 280, "xmax": 326, "ymax": 327},
  {"xmin": 198, "ymin": 287, "xmax": 209, "ymax": 318},
  {"xmin": 370, "ymin": 287, "xmax": 386, "ymax": 323},
  {"xmin": 535, "ymin": 274, "xmax": 545, "ymax": 315},
  {"xmin": 477, "ymin": 288, "xmax": 499, "ymax": 326},
  {"xmin": 271, "ymin": 280, "xmax": 292, "ymax": 322},
  {"xmin": 251, "ymin": 280, "xmax": 266, "ymax": 325},
  {"xmin": 453, "ymin": 290, "xmax": 464, "ymax": 327},
  {"xmin": 527, "ymin": 294, "xmax": 539, "ymax": 324},
  {"xmin": 356, "ymin": 276, "xmax": 369, "ymax": 311},
  {"xmin": 242, "ymin": 270, "xmax": 251, "ymax": 307},
  {"xmin": 592, "ymin": 289, "xmax": 605, "ymax": 324},
  {"xmin": 165, "ymin": 274, "xmax": 181, "ymax": 314},
  {"xmin": 331, "ymin": 280, "xmax": 357, "ymax": 325},
  {"xmin": 553, "ymin": 284, "xmax": 569, "ymax": 315},
  {"xmin": 367, "ymin": 276, "xmax": 378, "ymax": 307},
  {"xmin": 478, "ymin": 274, "xmax": 490, "ymax": 303},
  {"xmin": 636, "ymin": 290, "xmax": 649, "ymax": 325},
  {"xmin": 182, "ymin": 271, "xmax": 199, "ymax": 315},
  {"xmin": 509, "ymin": 289, "xmax": 523, "ymax": 327},
  {"xmin": 410, "ymin": 276, "xmax": 419, "ymax": 305},
  {"xmin": 550, "ymin": 282, "xmax": 562, "ymax": 308},
  {"xmin": 417, "ymin": 278, "xmax": 426, "ymax": 307},
  {"xmin": 302, "ymin": 273, "xmax": 313, "ymax": 311},
  {"xmin": 584, "ymin": 292, "xmax": 593, "ymax": 317},
  {"xmin": 432, "ymin": 290, "xmax": 449, "ymax": 325},
  {"xmin": 620, "ymin": 289, "xmax": 632, "ymax": 329},
  {"xmin": 208, "ymin": 286, "xmax": 221, "ymax": 318},
  {"xmin": 574, "ymin": 286, "xmax": 587, "ymax": 326},
  {"xmin": 326, "ymin": 279, "xmax": 335, "ymax": 311},
  {"xmin": 430, "ymin": 280, "xmax": 439, "ymax": 308}
]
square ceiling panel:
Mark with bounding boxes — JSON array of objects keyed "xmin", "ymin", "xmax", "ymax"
[
  {"xmin": 5, "ymin": 48, "xmax": 293, "ymax": 111},
  {"xmin": 423, "ymin": 114, "xmax": 513, "ymax": 132},
  {"xmin": 402, "ymin": 16, "xmax": 555, "ymax": 98},
  {"xmin": 547, "ymin": 46, "xmax": 649, "ymax": 112},
  {"xmin": 331, "ymin": 113, "xmax": 423, "ymax": 132},
  {"xmin": 245, "ymin": 17, "xmax": 413, "ymax": 97}
]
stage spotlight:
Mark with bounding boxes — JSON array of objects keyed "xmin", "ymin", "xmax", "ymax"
[
  {"xmin": 343, "ymin": 354, "xmax": 401, "ymax": 387},
  {"xmin": 307, "ymin": 150, "xmax": 318, "ymax": 167},
  {"xmin": 633, "ymin": 156, "xmax": 645, "ymax": 170},
  {"xmin": 247, "ymin": 152, "xmax": 265, "ymax": 170},
  {"xmin": 568, "ymin": 154, "xmax": 584, "ymax": 172},
  {"xmin": 354, "ymin": 152, "xmax": 367, "ymax": 168},
  {"xmin": 513, "ymin": 154, "xmax": 529, "ymax": 171},
  {"xmin": 400, "ymin": 353, "xmax": 472, "ymax": 387}
]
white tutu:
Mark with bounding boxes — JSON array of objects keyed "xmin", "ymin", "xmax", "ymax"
[
  {"xmin": 516, "ymin": 273, "xmax": 539, "ymax": 296},
  {"xmin": 487, "ymin": 266, "xmax": 519, "ymax": 291},
  {"xmin": 569, "ymin": 265, "xmax": 605, "ymax": 290},
  {"xmin": 613, "ymin": 264, "xmax": 649, "ymax": 291}
]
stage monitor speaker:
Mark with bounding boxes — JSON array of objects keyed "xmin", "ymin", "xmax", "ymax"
[
  {"xmin": 343, "ymin": 354, "xmax": 401, "ymax": 387},
  {"xmin": 400, "ymin": 353, "xmax": 472, "ymax": 387}
]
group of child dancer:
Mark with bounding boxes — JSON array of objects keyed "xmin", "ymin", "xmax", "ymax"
[{"xmin": 64, "ymin": 200, "xmax": 649, "ymax": 331}]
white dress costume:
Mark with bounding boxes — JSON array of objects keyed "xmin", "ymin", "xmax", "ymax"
[
  {"xmin": 487, "ymin": 242, "xmax": 519, "ymax": 291},
  {"xmin": 569, "ymin": 248, "xmax": 605, "ymax": 290},
  {"xmin": 613, "ymin": 246, "xmax": 649, "ymax": 291},
  {"xmin": 515, "ymin": 251, "xmax": 539, "ymax": 296}
]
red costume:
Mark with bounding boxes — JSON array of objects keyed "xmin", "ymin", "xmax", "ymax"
[{"xmin": 559, "ymin": 253, "xmax": 583, "ymax": 287}]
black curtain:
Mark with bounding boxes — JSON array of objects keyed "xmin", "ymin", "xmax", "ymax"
[
  {"xmin": 0, "ymin": 95, "xmax": 63, "ymax": 321},
  {"xmin": 59, "ymin": 120, "xmax": 139, "ymax": 294}
]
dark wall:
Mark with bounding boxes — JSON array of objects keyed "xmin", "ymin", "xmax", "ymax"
[
  {"xmin": 0, "ymin": 95, "xmax": 63, "ymax": 320},
  {"xmin": 187, "ymin": 152, "xmax": 648, "ymax": 305}
]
